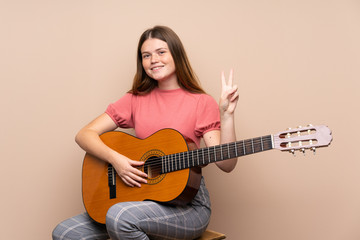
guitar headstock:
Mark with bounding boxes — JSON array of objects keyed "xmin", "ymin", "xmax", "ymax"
[{"xmin": 273, "ymin": 125, "xmax": 332, "ymax": 155}]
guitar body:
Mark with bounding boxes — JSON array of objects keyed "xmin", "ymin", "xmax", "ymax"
[{"xmin": 82, "ymin": 129, "xmax": 202, "ymax": 224}]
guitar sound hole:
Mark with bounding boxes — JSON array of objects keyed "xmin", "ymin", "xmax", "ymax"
[{"xmin": 144, "ymin": 156, "xmax": 162, "ymax": 179}]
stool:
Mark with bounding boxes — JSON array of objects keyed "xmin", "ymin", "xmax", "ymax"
[
  {"xmin": 195, "ymin": 229, "xmax": 226, "ymax": 240},
  {"xmin": 109, "ymin": 229, "xmax": 226, "ymax": 240}
]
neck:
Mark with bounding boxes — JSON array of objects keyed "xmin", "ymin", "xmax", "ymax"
[
  {"xmin": 161, "ymin": 135, "xmax": 274, "ymax": 174},
  {"xmin": 157, "ymin": 75, "xmax": 180, "ymax": 90}
]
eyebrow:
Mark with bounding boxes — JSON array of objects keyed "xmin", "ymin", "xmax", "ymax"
[{"xmin": 141, "ymin": 47, "xmax": 168, "ymax": 55}]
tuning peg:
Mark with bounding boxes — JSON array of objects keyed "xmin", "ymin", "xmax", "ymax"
[
  {"xmin": 297, "ymin": 129, "xmax": 301, "ymax": 136},
  {"xmin": 286, "ymin": 128, "xmax": 292, "ymax": 138},
  {"xmin": 312, "ymin": 147, "xmax": 316, "ymax": 155},
  {"xmin": 301, "ymin": 148, "xmax": 306, "ymax": 156},
  {"xmin": 307, "ymin": 124, "xmax": 313, "ymax": 127},
  {"xmin": 290, "ymin": 149, "xmax": 296, "ymax": 157}
]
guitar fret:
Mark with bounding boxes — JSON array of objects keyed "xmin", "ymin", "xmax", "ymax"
[
  {"xmin": 227, "ymin": 143, "xmax": 230, "ymax": 158},
  {"xmin": 180, "ymin": 153, "xmax": 183, "ymax": 170},
  {"xmin": 166, "ymin": 155, "xmax": 168, "ymax": 172},
  {"xmin": 252, "ymin": 139, "xmax": 254, "ymax": 153},
  {"xmin": 165, "ymin": 156, "xmax": 168, "ymax": 173},
  {"xmin": 197, "ymin": 150, "xmax": 199, "ymax": 166},
  {"xmin": 187, "ymin": 152, "xmax": 190, "ymax": 167},
  {"xmin": 176, "ymin": 154, "xmax": 178, "ymax": 170},
  {"xmin": 184, "ymin": 152, "xmax": 187, "ymax": 169},
  {"xmin": 208, "ymin": 147, "xmax": 211, "ymax": 163},
  {"xmin": 214, "ymin": 146, "xmax": 217, "ymax": 161},
  {"xmin": 169, "ymin": 155, "xmax": 174, "ymax": 172},
  {"xmin": 173, "ymin": 154, "xmax": 175, "ymax": 171},
  {"xmin": 168, "ymin": 155, "xmax": 170, "ymax": 172},
  {"xmin": 220, "ymin": 145, "xmax": 224, "ymax": 160},
  {"xmin": 261, "ymin": 136, "xmax": 264, "ymax": 151},
  {"xmin": 168, "ymin": 155, "xmax": 171, "ymax": 172},
  {"xmin": 202, "ymin": 149, "xmax": 205, "ymax": 165},
  {"xmin": 162, "ymin": 156, "xmax": 165, "ymax": 173},
  {"xmin": 169, "ymin": 155, "xmax": 172, "ymax": 172},
  {"xmin": 235, "ymin": 142, "xmax": 238, "ymax": 156},
  {"xmin": 176, "ymin": 153, "xmax": 179, "ymax": 171},
  {"xmin": 171, "ymin": 155, "xmax": 174, "ymax": 172},
  {"xmin": 182, "ymin": 152, "xmax": 185, "ymax": 169},
  {"xmin": 192, "ymin": 151, "xmax": 194, "ymax": 167},
  {"xmin": 181, "ymin": 152, "xmax": 184, "ymax": 169},
  {"xmin": 175, "ymin": 154, "xmax": 177, "ymax": 171},
  {"xmin": 167, "ymin": 155, "xmax": 170, "ymax": 173},
  {"xmin": 243, "ymin": 140, "xmax": 246, "ymax": 155}
]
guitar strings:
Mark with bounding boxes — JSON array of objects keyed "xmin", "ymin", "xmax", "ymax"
[
  {"xmin": 139, "ymin": 138, "xmax": 274, "ymax": 171},
  {"xmin": 140, "ymin": 135, "xmax": 317, "ymax": 172}
]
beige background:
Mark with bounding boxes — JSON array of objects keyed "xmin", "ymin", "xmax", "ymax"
[{"xmin": 1, "ymin": 0, "xmax": 359, "ymax": 239}]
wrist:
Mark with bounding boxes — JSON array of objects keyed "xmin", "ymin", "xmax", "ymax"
[
  {"xmin": 220, "ymin": 111, "xmax": 235, "ymax": 121},
  {"xmin": 107, "ymin": 150, "xmax": 121, "ymax": 165}
]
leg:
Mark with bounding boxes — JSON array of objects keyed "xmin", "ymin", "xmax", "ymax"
[
  {"xmin": 52, "ymin": 212, "xmax": 109, "ymax": 240},
  {"xmin": 106, "ymin": 177, "xmax": 211, "ymax": 240}
]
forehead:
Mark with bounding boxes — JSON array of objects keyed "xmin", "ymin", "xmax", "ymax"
[{"xmin": 141, "ymin": 38, "xmax": 169, "ymax": 53}]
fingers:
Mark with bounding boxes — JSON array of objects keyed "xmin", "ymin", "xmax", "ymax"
[
  {"xmin": 220, "ymin": 69, "xmax": 239, "ymax": 114},
  {"xmin": 127, "ymin": 161, "xmax": 148, "ymax": 187},
  {"xmin": 116, "ymin": 158, "xmax": 148, "ymax": 188},
  {"xmin": 228, "ymin": 68, "xmax": 233, "ymax": 86},
  {"xmin": 221, "ymin": 70, "xmax": 238, "ymax": 102},
  {"xmin": 121, "ymin": 170, "xmax": 147, "ymax": 188},
  {"xmin": 221, "ymin": 71, "xmax": 226, "ymax": 89},
  {"xmin": 221, "ymin": 69, "xmax": 234, "ymax": 89},
  {"xmin": 228, "ymin": 84, "xmax": 239, "ymax": 102}
]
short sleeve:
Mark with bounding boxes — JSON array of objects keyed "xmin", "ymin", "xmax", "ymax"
[
  {"xmin": 194, "ymin": 94, "xmax": 221, "ymax": 137},
  {"xmin": 105, "ymin": 93, "xmax": 135, "ymax": 128}
]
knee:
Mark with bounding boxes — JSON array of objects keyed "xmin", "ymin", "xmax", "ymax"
[
  {"xmin": 106, "ymin": 204, "xmax": 130, "ymax": 233},
  {"xmin": 52, "ymin": 223, "xmax": 64, "ymax": 240},
  {"xmin": 106, "ymin": 203, "xmax": 144, "ymax": 238}
]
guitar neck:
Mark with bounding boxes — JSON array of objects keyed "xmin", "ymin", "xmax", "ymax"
[{"xmin": 161, "ymin": 135, "xmax": 273, "ymax": 174}]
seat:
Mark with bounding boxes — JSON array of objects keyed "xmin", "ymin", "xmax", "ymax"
[{"xmin": 195, "ymin": 229, "xmax": 226, "ymax": 240}]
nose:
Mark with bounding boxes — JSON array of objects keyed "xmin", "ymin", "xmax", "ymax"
[{"xmin": 151, "ymin": 54, "xmax": 159, "ymax": 63}]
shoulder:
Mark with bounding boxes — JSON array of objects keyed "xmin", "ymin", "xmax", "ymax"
[
  {"xmin": 182, "ymin": 91, "xmax": 219, "ymax": 112},
  {"xmin": 196, "ymin": 93, "xmax": 218, "ymax": 106},
  {"xmin": 182, "ymin": 89, "xmax": 216, "ymax": 101}
]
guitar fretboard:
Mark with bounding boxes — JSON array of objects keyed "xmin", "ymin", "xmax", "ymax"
[{"xmin": 161, "ymin": 135, "xmax": 273, "ymax": 174}]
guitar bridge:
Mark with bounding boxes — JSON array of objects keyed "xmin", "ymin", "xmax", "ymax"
[{"xmin": 108, "ymin": 164, "xmax": 116, "ymax": 199}]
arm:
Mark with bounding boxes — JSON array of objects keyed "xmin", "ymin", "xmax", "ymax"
[
  {"xmin": 203, "ymin": 69, "xmax": 239, "ymax": 172},
  {"xmin": 75, "ymin": 113, "xmax": 148, "ymax": 187}
]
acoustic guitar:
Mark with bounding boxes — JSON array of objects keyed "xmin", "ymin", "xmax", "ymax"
[{"xmin": 82, "ymin": 125, "xmax": 332, "ymax": 224}]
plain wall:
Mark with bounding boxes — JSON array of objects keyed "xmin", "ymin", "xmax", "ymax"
[{"xmin": 1, "ymin": 0, "xmax": 359, "ymax": 239}]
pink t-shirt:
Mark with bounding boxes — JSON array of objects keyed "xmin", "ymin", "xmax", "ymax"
[{"xmin": 105, "ymin": 88, "xmax": 220, "ymax": 148}]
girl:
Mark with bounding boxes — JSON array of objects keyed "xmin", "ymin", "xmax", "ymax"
[{"xmin": 53, "ymin": 25, "xmax": 238, "ymax": 240}]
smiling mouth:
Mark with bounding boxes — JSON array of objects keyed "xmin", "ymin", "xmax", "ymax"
[{"xmin": 151, "ymin": 66, "xmax": 164, "ymax": 70}]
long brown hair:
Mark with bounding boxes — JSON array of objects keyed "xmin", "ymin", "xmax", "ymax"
[{"xmin": 129, "ymin": 26, "xmax": 206, "ymax": 95}]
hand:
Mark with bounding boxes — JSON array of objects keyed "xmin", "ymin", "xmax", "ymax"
[
  {"xmin": 111, "ymin": 154, "xmax": 148, "ymax": 188},
  {"xmin": 220, "ymin": 69, "xmax": 239, "ymax": 115}
]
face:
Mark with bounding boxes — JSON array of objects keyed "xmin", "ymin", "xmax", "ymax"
[{"xmin": 141, "ymin": 38, "xmax": 177, "ymax": 86}]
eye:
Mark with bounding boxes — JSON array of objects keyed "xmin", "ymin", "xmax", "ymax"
[
  {"xmin": 142, "ymin": 54, "xmax": 150, "ymax": 59},
  {"xmin": 158, "ymin": 49, "xmax": 168, "ymax": 55}
]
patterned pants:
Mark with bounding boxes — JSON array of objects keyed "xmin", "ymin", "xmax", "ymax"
[{"xmin": 52, "ymin": 177, "xmax": 211, "ymax": 240}]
